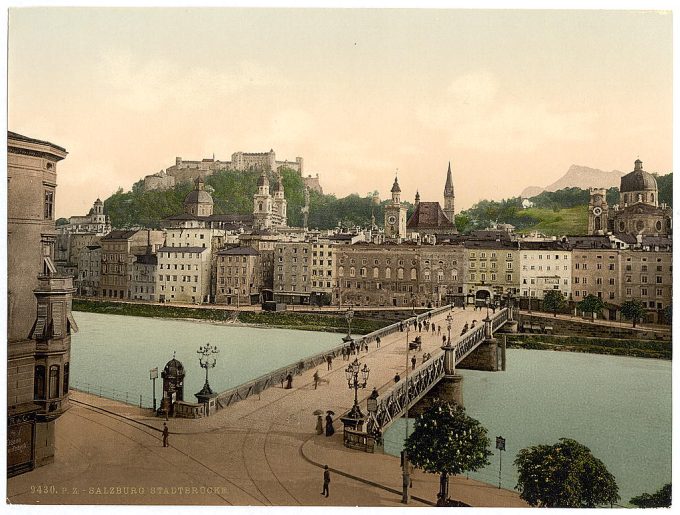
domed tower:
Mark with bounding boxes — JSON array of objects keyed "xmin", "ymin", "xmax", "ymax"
[
  {"xmin": 443, "ymin": 161, "xmax": 455, "ymax": 222},
  {"xmin": 619, "ymin": 159, "xmax": 659, "ymax": 207},
  {"xmin": 161, "ymin": 354, "xmax": 185, "ymax": 416},
  {"xmin": 184, "ymin": 176, "xmax": 214, "ymax": 217},
  {"xmin": 273, "ymin": 173, "xmax": 287, "ymax": 227},
  {"xmin": 384, "ymin": 175, "xmax": 407, "ymax": 240},
  {"xmin": 253, "ymin": 171, "xmax": 272, "ymax": 229},
  {"xmin": 415, "ymin": 190, "xmax": 420, "ymax": 206}
]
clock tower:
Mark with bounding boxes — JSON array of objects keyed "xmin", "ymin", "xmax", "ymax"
[
  {"xmin": 384, "ymin": 176, "xmax": 407, "ymax": 240},
  {"xmin": 588, "ymin": 188, "xmax": 609, "ymax": 235}
]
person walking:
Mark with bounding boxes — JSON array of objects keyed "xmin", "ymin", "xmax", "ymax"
[
  {"xmin": 321, "ymin": 465, "xmax": 330, "ymax": 497},
  {"xmin": 316, "ymin": 414, "xmax": 324, "ymax": 435},
  {"xmin": 325, "ymin": 413, "xmax": 335, "ymax": 437},
  {"xmin": 285, "ymin": 372, "xmax": 293, "ymax": 389},
  {"xmin": 313, "ymin": 370, "xmax": 320, "ymax": 390},
  {"xmin": 442, "ymin": 334, "xmax": 447, "ymax": 345},
  {"xmin": 437, "ymin": 325, "xmax": 441, "ymax": 335},
  {"xmin": 162, "ymin": 422, "xmax": 169, "ymax": 447},
  {"xmin": 411, "ymin": 355, "xmax": 417, "ymax": 370},
  {"xmin": 326, "ymin": 355, "xmax": 333, "ymax": 370},
  {"xmin": 376, "ymin": 336, "xmax": 381, "ymax": 348}
]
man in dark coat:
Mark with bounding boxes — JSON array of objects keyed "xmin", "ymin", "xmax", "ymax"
[
  {"xmin": 162, "ymin": 422, "xmax": 169, "ymax": 447},
  {"xmin": 321, "ymin": 465, "xmax": 330, "ymax": 497}
]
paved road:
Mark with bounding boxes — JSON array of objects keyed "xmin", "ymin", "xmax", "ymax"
[{"xmin": 7, "ymin": 307, "xmax": 526, "ymax": 507}]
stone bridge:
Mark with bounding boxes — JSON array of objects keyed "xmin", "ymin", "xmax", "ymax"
[{"xmin": 366, "ymin": 307, "xmax": 514, "ymax": 437}]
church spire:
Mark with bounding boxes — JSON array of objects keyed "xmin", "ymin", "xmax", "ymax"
[
  {"xmin": 443, "ymin": 161, "xmax": 455, "ymax": 222},
  {"xmin": 444, "ymin": 161, "xmax": 454, "ymax": 195}
]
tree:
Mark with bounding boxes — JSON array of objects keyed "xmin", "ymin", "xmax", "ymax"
[
  {"xmin": 620, "ymin": 299, "xmax": 647, "ymax": 328},
  {"xmin": 543, "ymin": 290, "xmax": 566, "ymax": 317},
  {"xmin": 577, "ymin": 295, "xmax": 605, "ymax": 320},
  {"xmin": 630, "ymin": 483, "xmax": 671, "ymax": 508},
  {"xmin": 55, "ymin": 217, "xmax": 69, "ymax": 226},
  {"xmin": 404, "ymin": 400, "xmax": 491, "ymax": 505},
  {"xmin": 515, "ymin": 438, "xmax": 619, "ymax": 508}
]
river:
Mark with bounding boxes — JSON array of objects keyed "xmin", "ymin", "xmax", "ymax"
[
  {"xmin": 70, "ymin": 311, "xmax": 341, "ymax": 407},
  {"xmin": 383, "ymin": 348, "xmax": 671, "ymax": 507}
]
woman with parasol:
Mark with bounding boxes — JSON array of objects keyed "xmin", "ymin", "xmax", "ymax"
[{"xmin": 313, "ymin": 409, "xmax": 324, "ymax": 434}]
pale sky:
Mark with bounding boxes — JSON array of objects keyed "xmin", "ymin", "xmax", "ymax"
[{"xmin": 8, "ymin": 8, "xmax": 673, "ymax": 219}]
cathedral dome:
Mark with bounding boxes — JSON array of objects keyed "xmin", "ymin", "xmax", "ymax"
[
  {"xmin": 620, "ymin": 159, "xmax": 657, "ymax": 193},
  {"xmin": 184, "ymin": 189, "xmax": 213, "ymax": 205}
]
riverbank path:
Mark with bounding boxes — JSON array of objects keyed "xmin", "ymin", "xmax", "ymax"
[{"xmin": 7, "ymin": 307, "xmax": 527, "ymax": 507}]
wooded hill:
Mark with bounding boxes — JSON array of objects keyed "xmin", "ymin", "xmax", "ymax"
[{"xmin": 102, "ymin": 168, "xmax": 671, "ymax": 237}]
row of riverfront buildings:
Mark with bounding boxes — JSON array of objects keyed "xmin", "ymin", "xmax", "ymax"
[{"xmin": 57, "ymin": 157, "xmax": 672, "ymax": 325}]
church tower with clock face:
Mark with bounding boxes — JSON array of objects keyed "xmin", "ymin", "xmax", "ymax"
[
  {"xmin": 588, "ymin": 187, "xmax": 609, "ymax": 235},
  {"xmin": 384, "ymin": 176, "xmax": 407, "ymax": 241}
]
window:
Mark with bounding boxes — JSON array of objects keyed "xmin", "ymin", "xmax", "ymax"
[
  {"xmin": 63, "ymin": 362, "xmax": 69, "ymax": 395},
  {"xmin": 398, "ymin": 268, "xmax": 404, "ymax": 280},
  {"xmin": 44, "ymin": 189, "xmax": 54, "ymax": 219},
  {"xmin": 49, "ymin": 365, "xmax": 60, "ymax": 399},
  {"xmin": 385, "ymin": 268, "xmax": 391, "ymax": 279},
  {"xmin": 373, "ymin": 267, "xmax": 379, "ymax": 278},
  {"xmin": 34, "ymin": 365, "xmax": 46, "ymax": 400},
  {"xmin": 411, "ymin": 268, "xmax": 417, "ymax": 280}
]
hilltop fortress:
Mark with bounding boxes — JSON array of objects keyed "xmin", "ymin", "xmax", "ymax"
[{"xmin": 143, "ymin": 149, "xmax": 323, "ymax": 193}]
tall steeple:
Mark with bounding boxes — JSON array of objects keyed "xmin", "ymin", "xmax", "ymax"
[{"xmin": 443, "ymin": 161, "xmax": 455, "ymax": 222}]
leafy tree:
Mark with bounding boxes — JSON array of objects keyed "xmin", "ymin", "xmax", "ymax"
[
  {"xmin": 663, "ymin": 304, "xmax": 672, "ymax": 325},
  {"xmin": 620, "ymin": 299, "xmax": 647, "ymax": 328},
  {"xmin": 543, "ymin": 290, "xmax": 566, "ymax": 317},
  {"xmin": 404, "ymin": 400, "xmax": 491, "ymax": 505},
  {"xmin": 629, "ymin": 483, "xmax": 671, "ymax": 508},
  {"xmin": 515, "ymin": 438, "xmax": 619, "ymax": 508},
  {"xmin": 454, "ymin": 213, "xmax": 472, "ymax": 234},
  {"xmin": 656, "ymin": 172, "xmax": 673, "ymax": 207},
  {"xmin": 55, "ymin": 217, "xmax": 69, "ymax": 226},
  {"xmin": 577, "ymin": 295, "xmax": 605, "ymax": 320}
]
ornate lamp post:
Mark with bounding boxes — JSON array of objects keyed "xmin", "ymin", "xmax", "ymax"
[
  {"xmin": 342, "ymin": 303, "xmax": 354, "ymax": 343},
  {"xmin": 411, "ymin": 294, "xmax": 416, "ymax": 315},
  {"xmin": 344, "ymin": 358, "xmax": 370, "ymax": 419},
  {"xmin": 196, "ymin": 343, "xmax": 219, "ymax": 396}
]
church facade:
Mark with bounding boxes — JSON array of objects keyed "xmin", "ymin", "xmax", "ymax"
[{"xmin": 589, "ymin": 159, "xmax": 672, "ymax": 237}]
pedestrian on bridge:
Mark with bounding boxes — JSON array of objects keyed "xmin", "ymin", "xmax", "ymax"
[
  {"xmin": 376, "ymin": 336, "xmax": 381, "ymax": 348},
  {"xmin": 313, "ymin": 370, "xmax": 320, "ymax": 389},
  {"xmin": 162, "ymin": 423, "xmax": 169, "ymax": 447},
  {"xmin": 316, "ymin": 415, "xmax": 324, "ymax": 435},
  {"xmin": 411, "ymin": 355, "xmax": 417, "ymax": 370},
  {"xmin": 418, "ymin": 322, "xmax": 422, "ymax": 332},
  {"xmin": 325, "ymin": 413, "xmax": 335, "ymax": 437},
  {"xmin": 394, "ymin": 373, "xmax": 401, "ymax": 383},
  {"xmin": 326, "ymin": 355, "xmax": 333, "ymax": 370},
  {"xmin": 285, "ymin": 373, "xmax": 293, "ymax": 389},
  {"xmin": 321, "ymin": 465, "xmax": 330, "ymax": 497},
  {"xmin": 437, "ymin": 325, "xmax": 441, "ymax": 335},
  {"xmin": 431, "ymin": 323, "xmax": 435, "ymax": 333},
  {"xmin": 442, "ymin": 335, "xmax": 447, "ymax": 345}
]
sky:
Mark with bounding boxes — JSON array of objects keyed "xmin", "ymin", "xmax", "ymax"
[{"xmin": 7, "ymin": 8, "xmax": 673, "ymax": 219}]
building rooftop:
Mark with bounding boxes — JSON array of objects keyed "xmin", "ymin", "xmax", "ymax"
[
  {"xmin": 8, "ymin": 131, "xmax": 67, "ymax": 153},
  {"xmin": 102, "ymin": 230, "xmax": 141, "ymax": 240},
  {"xmin": 518, "ymin": 240, "xmax": 571, "ymax": 251},
  {"xmin": 217, "ymin": 246, "xmax": 260, "ymax": 256},
  {"xmin": 406, "ymin": 201, "xmax": 456, "ymax": 230},
  {"xmin": 157, "ymin": 246, "xmax": 207, "ymax": 253}
]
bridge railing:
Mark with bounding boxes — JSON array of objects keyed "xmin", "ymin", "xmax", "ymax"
[
  {"xmin": 492, "ymin": 308, "xmax": 509, "ymax": 332},
  {"xmin": 215, "ymin": 305, "xmax": 454, "ymax": 409},
  {"xmin": 367, "ymin": 353, "xmax": 445, "ymax": 435}
]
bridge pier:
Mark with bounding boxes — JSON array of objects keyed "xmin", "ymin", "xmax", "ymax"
[
  {"xmin": 409, "ymin": 374, "xmax": 464, "ymax": 417},
  {"xmin": 457, "ymin": 338, "xmax": 499, "ymax": 371}
]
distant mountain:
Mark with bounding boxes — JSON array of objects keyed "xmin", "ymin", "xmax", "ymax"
[{"xmin": 520, "ymin": 165, "xmax": 625, "ymax": 198}]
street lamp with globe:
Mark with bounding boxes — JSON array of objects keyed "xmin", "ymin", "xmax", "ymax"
[
  {"xmin": 344, "ymin": 358, "xmax": 370, "ymax": 419},
  {"xmin": 446, "ymin": 312, "xmax": 453, "ymax": 346}
]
